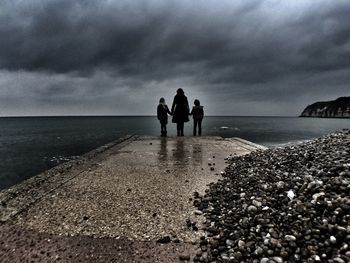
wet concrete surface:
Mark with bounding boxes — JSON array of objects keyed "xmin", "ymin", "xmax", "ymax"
[{"xmin": 0, "ymin": 136, "xmax": 265, "ymax": 262}]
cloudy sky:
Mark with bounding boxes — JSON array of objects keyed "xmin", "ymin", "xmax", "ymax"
[{"xmin": 0, "ymin": 0, "xmax": 349, "ymax": 116}]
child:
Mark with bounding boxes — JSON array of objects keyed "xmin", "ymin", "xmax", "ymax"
[
  {"xmin": 190, "ymin": 99, "xmax": 204, "ymax": 136},
  {"xmin": 157, "ymin": 97, "xmax": 172, "ymax": 137}
]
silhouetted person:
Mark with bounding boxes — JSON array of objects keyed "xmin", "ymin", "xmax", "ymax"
[
  {"xmin": 190, "ymin": 99, "xmax": 204, "ymax": 136},
  {"xmin": 171, "ymin": 88, "xmax": 189, "ymax": 136},
  {"xmin": 157, "ymin": 97, "xmax": 172, "ymax": 137}
]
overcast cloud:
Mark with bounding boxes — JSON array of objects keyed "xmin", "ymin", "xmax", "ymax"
[{"xmin": 0, "ymin": 0, "xmax": 349, "ymax": 116}]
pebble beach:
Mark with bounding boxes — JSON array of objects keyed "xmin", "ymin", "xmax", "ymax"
[{"xmin": 192, "ymin": 129, "xmax": 350, "ymax": 262}]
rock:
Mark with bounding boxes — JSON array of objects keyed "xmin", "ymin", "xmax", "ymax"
[
  {"xmin": 333, "ymin": 257, "xmax": 345, "ymax": 263},
  {"xmin": 284, "ymin": 235, "xmax": 296, "ymax": 242},
  {"xmin": 247, "ymin": 205, "xmax": 258, "ymax": 214},
  {"xmin": 156, "ymin": 236, "xmax": 171, "ymax": 243},
  {"xmin": 270, "ymin": 238, "xmax": 280, "ymax": 247},
  {"xmin": 238, "ymin": 240, "xmax": 245, "ymax": 248},
  {"xmin": 252, "ymin": 200, "xmax": 262, "ymax": 207},
  {"xmin": 272, "ymin": 257, "xmax": 283, "ymax": 263},
  {"xmin": 179, "ymin": 255, "xmax": 190, "ymax": 261},
  {"xmin": 254, "ymin": 247, "xmax": 263, "ymax": 255},
  {"xmin": 300, "ymin": 97, "xmax": 350, "ymax": 118},
  {"xmin": 280, "ymin": 251, "xmax": 288, "ymax": 258},
  {"xmin": 287, "ymin": 190, "xmax": 295, "ymax": 200},
  {"xmin": 330, "ymin": 236, "xmax": 337, "ymax": 244},
  {"xmin": 199, "ymin": 252, "xmax": 208, "ymax": 262},
  {"xmin": 210, "ymin": 239, "xmax": 218, "ymax": 248},
  {"xmin": 194, "ymin": 210, "xmax": 203, "ymax": 215},
  {"xmin": 186, "ymin": 218, "xmax": 192, "ymax": 228},
  {"xmin": 311, "ymin": 255, "xmax": 321, "ymax": 261},
  {"xmin": 226, "ymin": 239, "xmax": 233, "ymax": 246}
]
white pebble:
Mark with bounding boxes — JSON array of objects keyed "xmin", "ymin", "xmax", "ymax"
[
  {"xmin": 287, "ymin": 190, "xmax": 295, "ymax": 200},
  {"xmin": 273, "ymin": 256, "xmax": 283, "ymax": 263},
  {"xmin": 285, "ymin": 235, "xmax": 296, "ymax": 242},
  {"xmin": 238, "ymin": 240, "xmax": 245, "ymax": 248},
  {"xmin": 330, "ymin": 235, "xmax": 337, "ymax": 244}
]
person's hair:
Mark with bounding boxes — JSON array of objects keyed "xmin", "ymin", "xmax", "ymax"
[
  {"xmin": 176, "ymin": 88, "xmax": 184, "ymax": 95},
  {"xmin": 194, "ymin": 99, "xmax": 200, "ymax": 106},
  {"xmin": 159, "ymin": 97, "xmax": 165, "ymax": 103}
]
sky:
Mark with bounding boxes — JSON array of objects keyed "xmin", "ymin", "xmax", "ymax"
[{"xmin": 0, "ymin": 0, "xmax": 349, "ymax": 116}]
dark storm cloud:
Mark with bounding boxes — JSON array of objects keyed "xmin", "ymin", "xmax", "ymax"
[
  {"xmin": 0, "ymin": 0, "xmax": 350, "ymax": 116},
  {"xmin": 0, "ymin": 1, "xmax": 284, "ymax": 75},
  {"xmin": 1, "ymin": 0, "xmax": 349, "ymax": 80}
]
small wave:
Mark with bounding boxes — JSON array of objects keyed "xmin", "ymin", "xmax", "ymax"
[
  {"xmin": 45, "ymin": 155, "xmax": 80, "ymax": 164},
  {"xmin": 219, "ymin": 126, "xmax": 239, "ymax": 131},
  {"xmin": 269, "ymin": 139, "xmax": 312, "ymax": 148}
]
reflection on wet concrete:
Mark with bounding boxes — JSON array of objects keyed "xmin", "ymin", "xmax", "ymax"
[
  {"xmin": 158, "ymin": 138, "xmax": 204, "ymax": 168},
  {"xmin": 172, "ymin": 139, "xmax": 188, "ymax": 165},
  {"xmin": 158, "ymin": 138, "xmax": 168, "ymax": 162},
  {"xmin": 191, "ymin": 143, "xmax": 203, "ymax": 164}
]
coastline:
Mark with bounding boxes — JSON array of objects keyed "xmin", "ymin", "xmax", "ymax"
[
  {"xmin": 1, "ymin": 130, "xmax": 349, "ymax": 262},
  {"xmin": 0, "ymin": 135, "xmax": 264, "ymax": 262},
  {"xmin": 0, "ymin": 135, "xmax": 137, "ymax": 222}
]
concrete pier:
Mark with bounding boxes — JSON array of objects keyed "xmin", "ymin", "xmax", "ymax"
[{"xmin": 0, "ymin": 136, "xmax": 266, "ymax": 262}]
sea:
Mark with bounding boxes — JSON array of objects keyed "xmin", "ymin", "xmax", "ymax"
[{"xmin": 0, "ymin": 116, "xmax": 349, "ymax": 190}]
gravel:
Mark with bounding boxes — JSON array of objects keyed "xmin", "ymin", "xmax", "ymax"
[{"xmin": 192, "ymin": 129, "xmax": 350, "ymax": 262}]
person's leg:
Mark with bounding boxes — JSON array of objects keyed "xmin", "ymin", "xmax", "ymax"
[
  {"xmin": 161, "ymin": 123, "xmax": 166, "ymax": 136},
  {"xmin": 177, "ymin": 123, "xmax": 181, "ymax": 136},
  {"xmin": 193, "ymin": 119, "xmax": 197, "ymax": 136},
  {"xmin": 198, "ymin": 119, "xmax": 202, "ymax": 136},
  {"xmin": 180, "ymin": 122, "xmax": 184, "ymax": 136},
  {"xmin": 164, "ymin": 124, "xmax": 167, "ymax": 136}
]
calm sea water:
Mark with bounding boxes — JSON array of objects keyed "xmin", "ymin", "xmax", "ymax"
[{"xmin": 0, "ymin": 116, "xmax": 349, "ymax": 189}]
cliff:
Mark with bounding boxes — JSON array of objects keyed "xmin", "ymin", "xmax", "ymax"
[{"xmin": 300, "ymin": 97, "xmax": 350, "ymax": 118}]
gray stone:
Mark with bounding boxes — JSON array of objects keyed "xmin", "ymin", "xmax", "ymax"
[{"xmin": 247, "ymin": 205, "xmax": 258, "ymax": 214}]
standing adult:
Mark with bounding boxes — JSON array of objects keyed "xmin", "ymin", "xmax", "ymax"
[{"xmin": 171, "ymin": 88, "xmax": 189, "ymax": 136}]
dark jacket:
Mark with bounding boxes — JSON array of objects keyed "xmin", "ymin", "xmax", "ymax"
[
  {"xmin": 171, "ymin": 94, "xmax": 189, "ymax": 123},
  {"xmin": 157, "ymin": 104, "xmax": 171, "ymax": 124},
  {"xmin": 190, "ymin": 106, "xmax": 204, "ymax": 120}
]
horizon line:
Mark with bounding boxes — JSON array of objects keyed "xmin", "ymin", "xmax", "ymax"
[{"xmin": 0, "ymin": 115, "xmax": 297, "ymax": 118}]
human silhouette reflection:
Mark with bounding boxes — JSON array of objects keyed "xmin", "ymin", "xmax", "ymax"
[
  {"xmin": 174, "ymin": 140, "xmax": 185, "ymax": 163},
  {"xmin": 158, "ymin": 138, "xmax": 204, "ymax": 170},
  {"xmin": 192, "ymin": 143, "xmax": 203, "ymax": 164},
  {"xmin": 158, "ymin": 137, "xmax": 168, "ymax": 162}
]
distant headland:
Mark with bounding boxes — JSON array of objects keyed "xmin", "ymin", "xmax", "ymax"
[{"xmin": 300, "ymin": 97, "xmax": 350, "ymax": 118}]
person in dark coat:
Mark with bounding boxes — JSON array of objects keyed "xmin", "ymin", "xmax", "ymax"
[
  {"xmin": 190, "ymin": 99, "xmax": 204, "ymax": 136},
  {"xmin": 171, "ymin": 88, "xmax": 189, "ymax": 136},
  {"xmin": 157, "ymin": 97, "xmax": 172, "ymax": 137}
]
